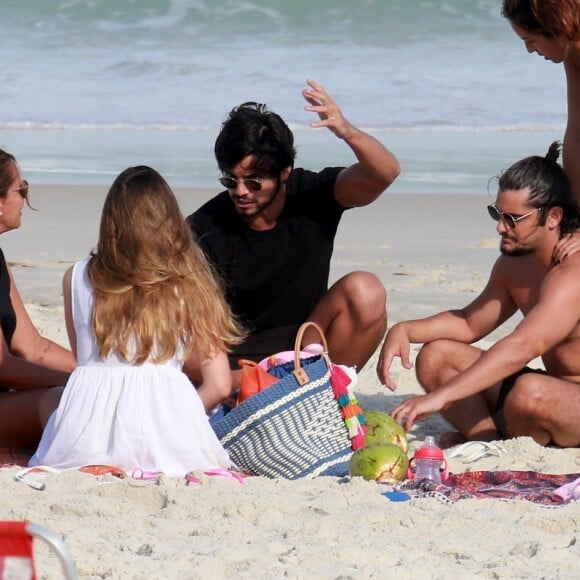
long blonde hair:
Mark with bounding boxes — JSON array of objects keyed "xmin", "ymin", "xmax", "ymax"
[{"xmin": 88, "ymin": 166, "xmax": 244, "ymax": 364}]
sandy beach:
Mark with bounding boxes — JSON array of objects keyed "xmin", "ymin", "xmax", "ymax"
[{"xmin": 1, "ymin": 186, "xmax": 579, "ymax": 578}]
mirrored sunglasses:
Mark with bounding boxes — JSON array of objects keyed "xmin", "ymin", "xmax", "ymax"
[
  {"xmin": 487, "ymin": 204, "xmax": 542, "ymax": 229},
  {"xmin": 219, "ymin": 176, "xmax": 263, "ymax": 192}
]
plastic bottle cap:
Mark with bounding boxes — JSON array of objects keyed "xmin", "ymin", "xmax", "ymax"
[{"xmin": 413, "ymin": 442, "xmax": 445, "ymax": 461}]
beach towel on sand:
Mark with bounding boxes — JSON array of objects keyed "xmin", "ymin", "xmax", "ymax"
[{"xmin": 398, "ymin": 470, "xmax": 580, "ymax": 506}]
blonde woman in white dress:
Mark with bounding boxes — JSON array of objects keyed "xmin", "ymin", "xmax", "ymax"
[{"xmin": 31, "ymin": 166, "xmax": 244, "ymax": 476}]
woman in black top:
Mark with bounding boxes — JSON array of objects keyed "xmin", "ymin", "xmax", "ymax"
[{"xmin": 0, "ymin": 148, "xmax": 75, "ymax": 448}]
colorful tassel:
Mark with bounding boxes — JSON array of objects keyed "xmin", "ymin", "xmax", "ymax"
[
  {"xmin": 351, "ymin": 431, "xmax": 367, "ymax": 450},
  {"xmin": 338, "ymin": 394, "xmax": 351, "ymax": 407},
  {"xmin": 330, "ymin": 363, "xmax": 367, "ymax": 450},
  {"xmin": 330, "ymin": 363, "xmax": 352, "ymax": 397}
]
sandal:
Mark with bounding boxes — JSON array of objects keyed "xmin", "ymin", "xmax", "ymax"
[
  {"xmin": 184, "ymin": 472, "xmax": 201, "ymax": 485},
  {"xmin": 204, "ymin": 468, "xmax": 247, "ymax": 484},
  {"xmin": 131, "ymin": 468, "xmax": 164, "ymax": 481},
  {"xmin": 13, "ymin": 466, "xmax": 61, "ymax": 490}
]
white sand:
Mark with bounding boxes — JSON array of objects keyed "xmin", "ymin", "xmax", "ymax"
[{"xmin": 1, "ymin": 187, "xmax": 579, "ymax": 578}]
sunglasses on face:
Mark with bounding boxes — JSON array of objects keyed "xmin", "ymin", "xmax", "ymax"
[
  {"xmin": 219, "ymin": 176, "xmax": 264, "ymax": 192},
  {"xmin": 7, "ymin": 180, "xmax": 29, "ymax": 199},
  {"xmin": 19, "ymin": 180, "xmax": 29, "ymax": 199},
  {"xmin": 487, "ymin": 204, "xmax": 542, "ymax": 229}
]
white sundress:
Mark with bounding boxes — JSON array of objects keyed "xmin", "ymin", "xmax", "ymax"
[{"xmin": 30, "ymin": 258, "xmax": 231, "ymax": 477}]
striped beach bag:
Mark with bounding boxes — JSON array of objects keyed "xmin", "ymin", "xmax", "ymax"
[{"xmin": 212, "ymin": 322, "xmax": 366, "ymax": 479}]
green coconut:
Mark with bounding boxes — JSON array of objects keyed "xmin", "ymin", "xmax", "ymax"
[
  {"xmin": 349, "ymin": 442, "xmax": 409, "ymax": 483},
  {"xmin": 363, "ymin": 410, "xmax": 408, "ymax": 452}
]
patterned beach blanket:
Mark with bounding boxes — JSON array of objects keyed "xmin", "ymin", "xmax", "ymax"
[{"xmin": 399, "ymin": 471, "xmax": 580, "ymax": 506}]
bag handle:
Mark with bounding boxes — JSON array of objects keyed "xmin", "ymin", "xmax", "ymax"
[{"xmin": 292, "ymin": 321, "xmax": 330, "ymax": 385}]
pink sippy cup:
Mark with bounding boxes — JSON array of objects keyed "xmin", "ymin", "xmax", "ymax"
[{"xmin": 406, "ymin": 436, "xmax": 449, "ymax": 483}]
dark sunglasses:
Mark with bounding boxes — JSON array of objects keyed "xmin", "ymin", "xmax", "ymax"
[
  {"xmin": 219, "ymin": 176, "xmax": 264, "ymax": 192},
  {"xmin": 487, "ymin": 203, "xmax": 542, "ymax": 229}
]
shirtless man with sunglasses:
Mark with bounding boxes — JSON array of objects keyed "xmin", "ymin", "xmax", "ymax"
[
  {"xmin": 186, "ymin": 80, "xmax": 400, "ymax": 394},
  {"xmin": 378, "ymin": 143, "xmax": 580, "ymax": 449}
]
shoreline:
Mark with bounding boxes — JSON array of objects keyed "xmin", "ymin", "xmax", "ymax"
[{"xmin": 3, "ymin": 126, "xmax": 565, "ymax": 194}]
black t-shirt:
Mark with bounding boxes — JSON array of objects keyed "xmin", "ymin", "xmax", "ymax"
[{"xmin": 188, "ymin": 166, "xmax": 345, "ymax": 362}]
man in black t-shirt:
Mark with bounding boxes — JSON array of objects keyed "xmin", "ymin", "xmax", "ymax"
[{"xmin": 187, "ymin": 79, "xmax": 400, "ymax": 388}]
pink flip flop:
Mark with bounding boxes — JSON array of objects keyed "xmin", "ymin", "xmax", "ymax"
[
  {"xmin": 131, "ymin": 468, "xmax": 164, "ymax": 481},
  {"xmin": 204, "ymin": 468, "xmax": 247, "ymax": 483}
]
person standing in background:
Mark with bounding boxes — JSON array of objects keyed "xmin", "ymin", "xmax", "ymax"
[
  {"xmin": 502, "ymin": 0, "xmax": 580, "ymax": 263},
  {"xmin": 31, "ymin": 166, "xmax": 244, "ymax": 476}
]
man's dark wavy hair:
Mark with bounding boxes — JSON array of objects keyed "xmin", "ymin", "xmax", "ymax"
[
  {"xmin": 498, "ymin": 141, "xmax": 579, "ymax": 236},
  {"xmin": 214, "ymin": 102, "xmax": 296, "ymax": 176}
]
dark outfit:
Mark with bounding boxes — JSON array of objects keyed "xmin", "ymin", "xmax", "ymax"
[
  {"xmin": 0, "ymin": 249, "xmax": 17, "ymax": 392},
  {"xmin": 188, "ymin": 167, "xmax": 345, "ymax": 367}
]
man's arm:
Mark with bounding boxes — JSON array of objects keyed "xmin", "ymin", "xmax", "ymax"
[
  {"xmin": 392, "ymin": 260, "xmax": 580, "ymax": 431},
  {"xmin": 563, "ymin": 54, "xmax": 580, "ymax": 202},
  {"xmin": 302, "ymin": 79, "xmax": 400, "ymax": 208},
  {"xmin": 378, "ymin": 258, "xmax": 518, "ymax": 389}
]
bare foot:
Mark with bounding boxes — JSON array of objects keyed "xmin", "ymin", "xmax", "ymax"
[{"xmin": 438, "ymin": 431, "xmax": 467, "ymax": 449}]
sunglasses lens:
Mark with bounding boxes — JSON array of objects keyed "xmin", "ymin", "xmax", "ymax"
[
  {"xmin": 487, "ymin": 205, "xmax": 500, "ymax": 221},
  {"xmin": 219, "ymin": 177, "xmax": 237, "ymax": 189},
  {"xmin": 245, "ymin": 179, "xmax": 262, "ymax": 192},
  {"xmin": 487, "ymin": 205, "xmax": 516, "ymax": 228},
  {"xmin": 219, "ymin": 177, "xmax": 263, "ymax": 192},
  {"xmin": 505, "ymin": 215, "xmax": 516, "ymax": 228}
]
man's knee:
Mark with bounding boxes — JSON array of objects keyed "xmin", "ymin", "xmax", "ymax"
[
  {"xmin": 416, "ymin": 340, "xmax": 458, "ymax": 392},
  {"xmin": 339, "ymin": 271, "xmax": 386, "ymax": 321}
]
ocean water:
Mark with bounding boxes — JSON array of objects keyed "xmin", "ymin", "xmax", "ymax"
[{"xmin": 0, "ymin": 0, "xmax": 567, "ymax": 193}]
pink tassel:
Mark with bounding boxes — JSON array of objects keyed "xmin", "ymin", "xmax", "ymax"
[
  {"xmin": 330, "ymin": 363, "xmax": 351, "ymax": 398},
  {"xmin": 351, "ymin": 433, "xmax": 367, "ymax": 450}
]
